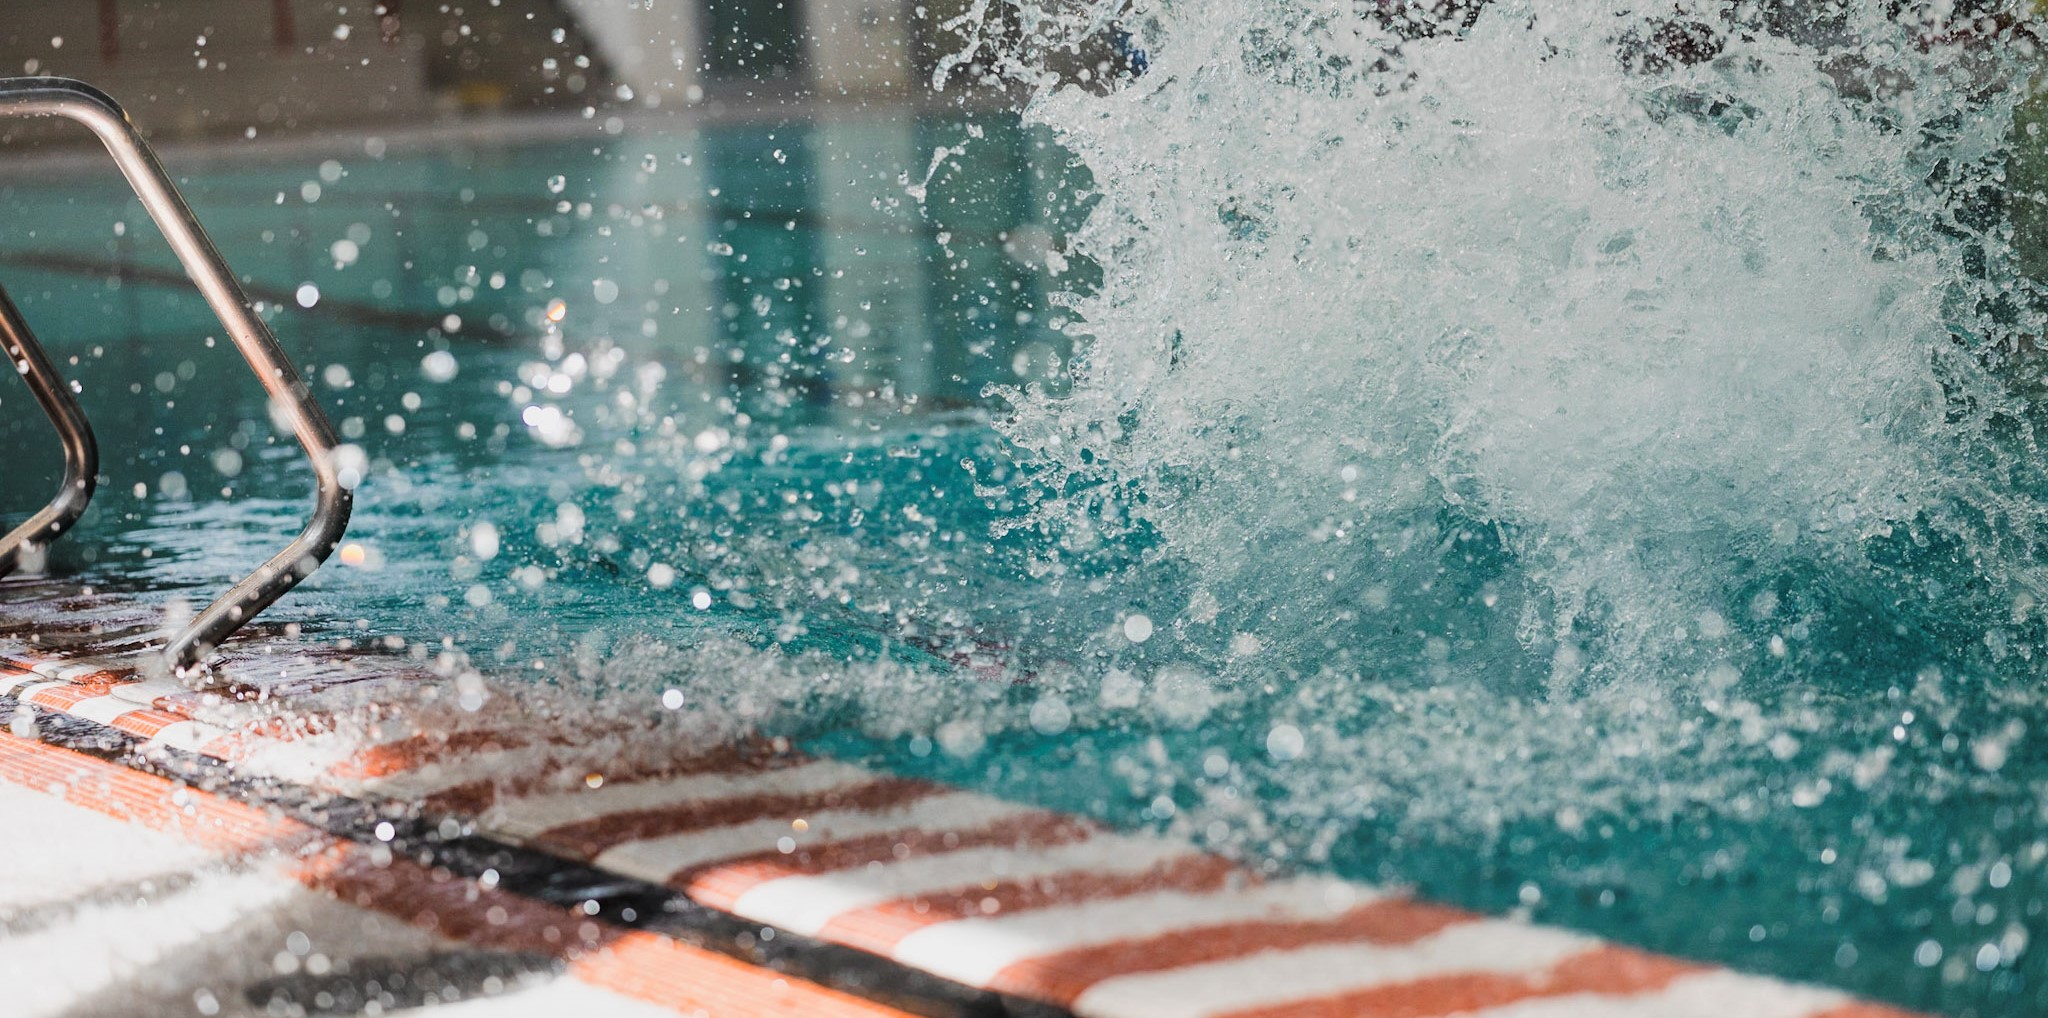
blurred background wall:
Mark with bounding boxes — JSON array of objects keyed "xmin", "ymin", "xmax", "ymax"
[{"xmin": 0, "ymin": 0, "xmax": 1008, "ymax": 141}]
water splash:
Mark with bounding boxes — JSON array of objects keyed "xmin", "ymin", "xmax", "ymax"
[{"xmin": 1000, "ymin": 0, "xmax": 2048, "ymax": 702}]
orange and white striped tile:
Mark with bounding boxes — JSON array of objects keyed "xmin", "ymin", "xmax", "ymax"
[{"xmin": 0, "ymin": 598, "xmax": 1933, "ymax": 1018}]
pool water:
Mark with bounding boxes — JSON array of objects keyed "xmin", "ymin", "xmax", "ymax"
[{"xmin": 8, "ymin": 5, "xmax": 2048, "ymax": 1013}]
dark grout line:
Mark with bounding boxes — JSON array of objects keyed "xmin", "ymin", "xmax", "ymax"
[{"xmin": 0, "ymin": 250, "xmax": 520, "ymax": 343}]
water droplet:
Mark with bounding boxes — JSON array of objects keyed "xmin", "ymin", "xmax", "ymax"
[
  {"xmin": 1123, "ymin": 614, "xmax": 1154, "ymax": 643},
  {"xmin": 1266, "ymin": 724, "xmax": 1305, "ymax": 761}
]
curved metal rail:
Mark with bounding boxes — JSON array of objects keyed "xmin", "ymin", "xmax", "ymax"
[
  {"xmin": 0, "ymin": 281, "xmax": 98, "ymax": 578},
  {"xmin": 0, "ymin": 77, "xmax": 352, "ymax": 678}
]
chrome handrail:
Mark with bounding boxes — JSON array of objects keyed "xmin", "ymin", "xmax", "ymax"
[
  {"xmin": 0, "ymin": 77, "xmax": 352, "ymax": 679},
  {"xmin": 0, "ymin": 280, "xmax": 98, "ymax": 578}
]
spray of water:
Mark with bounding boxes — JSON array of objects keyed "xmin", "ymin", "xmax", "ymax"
[
  {"xmin": 496, "ymin": 2, "xmax": 2048, "ymax": 871},
  {"xmin": 997, "ymin": 0, "xmax": 2048, "ymax": 695}
]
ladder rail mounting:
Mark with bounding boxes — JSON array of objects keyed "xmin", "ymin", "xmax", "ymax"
[
  {"xmin": 0, "ymin": 281, "xmax": 97, "ymax": 579},
  {"xmin": 0, "ymin": 77, "xmax": 352, "ymax": 679}
]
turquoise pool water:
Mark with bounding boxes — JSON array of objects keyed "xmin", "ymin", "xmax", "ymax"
[{"xmin": 2, "ymin": 77, "xmax": 2047, "ymax": 1018}]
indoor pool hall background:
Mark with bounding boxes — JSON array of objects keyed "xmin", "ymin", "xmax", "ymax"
[{"xmin": 7, "ymin": 1, "xmax": 2048, "ymax": 1015}]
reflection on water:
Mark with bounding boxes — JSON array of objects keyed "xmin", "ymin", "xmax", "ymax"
[
  {"xmin": 0, "ymin": 108, "xmax": 1080, "ymax": 452},
  {"xmin": 0, "ymin": 105, "xmax": 1091, "ymax": 682},
  {"xmin": 0, "ymin": 115, "xmax": 1077, "ymax": 697}
]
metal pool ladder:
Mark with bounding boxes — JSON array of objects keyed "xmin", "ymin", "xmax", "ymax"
[{"xmin": 0, "ymin": 77, "xmax": 352, "ymax": 680}]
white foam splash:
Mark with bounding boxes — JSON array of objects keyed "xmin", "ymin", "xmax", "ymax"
[{"xmin": 1002, "ymin": 0, "xmax": 2048, "ymax": 692}]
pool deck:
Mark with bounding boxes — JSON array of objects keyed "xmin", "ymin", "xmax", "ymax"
[{"xmin": 0, "ymin": 577, "xmax": 1924, "ymax": 1018}]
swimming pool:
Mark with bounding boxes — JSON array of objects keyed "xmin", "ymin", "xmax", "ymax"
[{"xmin": 7, "ymin": 3, "xmax": 2048, "ymax": 1014}]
